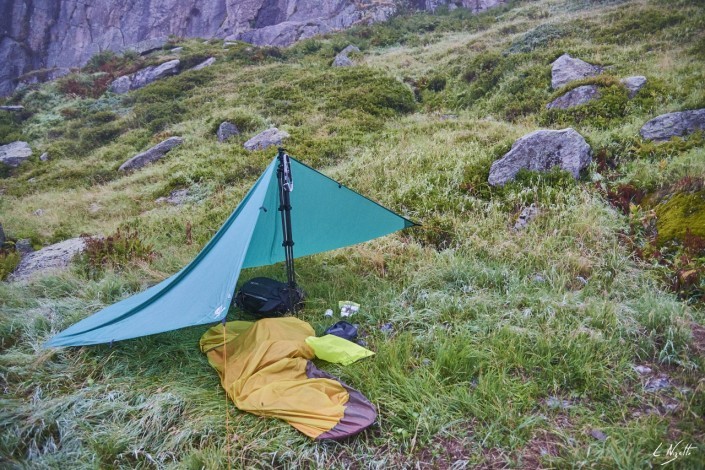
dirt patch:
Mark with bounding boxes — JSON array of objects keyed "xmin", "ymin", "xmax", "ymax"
[
  {"xmin": 477, "ymin": 447, "xmax": 510, "ymax": 469},
  {"xmin": 517, "ymin": 431, "xmax": 563, "ymax": 469},
  {"xmin": 690, "ymin": 322, "xmax": 705, "ymax": 357},
  {"xmin": 415, "ymin": 425, "xmax": 475, "ymax": 468}
]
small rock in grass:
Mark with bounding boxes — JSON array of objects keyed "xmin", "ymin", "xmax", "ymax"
[
  {"xmin": 10, "ymin": 238, "xmax": 86, "ymax": 281},
  {"xmin": 217, "ymin": 121, "xmax": 239, "ymax": 142},
  {"xmin": 546, "ymin": 396, "xmax": 571, "ymax": 410},
  {"xmin": 640, "ymin": 109, "xmax": 705, "ymax": 141},
  {"xmin": 243, "ymin": 128, "xmax": 289, "ymax": 151},
  {"xmin": 156, "ymin": 188, "xmax": 189, "ymax": 205},
  {"xmin": 0, "ymin": 141, "xmax": 32, "ymax": 167},
  {"xmin": 645, "ymin": 376, "xmax": 671, "ymax": 392},
  {"xmin": 546, "ymin": 85, "xmax": 600, "ymax": 109},
  {"xmin": 551, "ymin": 53, "xmax": 603, "ymax": 89},
  {"xmin": 40, "ymin": 152, "xmax": 49, "ymax": 161},
  {"xmin": 333, "ymin": 45, "xmax": 360, "ymax": 67},
  {"xmin": 119, "ymin": 137, "xmax": 183, "ymax": 172},
  {"xmin": 33, "ymin": 209, "xmax": 44, "ymax": 216},
  {"xmin": 488, "ymin": 128, "xmax": 591, "ymax": 186},
  {"xmin": 590, "ymin": 429, "xmax": 607, "ymax": 441},
  {"xmin": 633, "ymin": 365, "xmax": 652, "ymax": 375},
  {"xmin": 191, "ymin": 57, "xmax": 216, "ymax": 71},
  {"xmin": 380, "ymin": 323, "xmax": 394, "ymax": 335},
  {"xmin": 514, "ymin": 204, "xmax": 539, "ymax": 230},
  {"xmin": 620, "ymin": 75, "xmax": 647, "ymax": 98}
]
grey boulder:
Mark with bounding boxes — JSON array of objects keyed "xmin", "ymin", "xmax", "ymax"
[
  {"xmin": 109, "ymin": 59, "xmax": 181, "ymax": 94},
  {"xmin": 0, "ymin": 141, "xmax": 32, "ymax": 167},
  {"xmin": 9, "ymin": 238, "xmax": 86, "ymax": 281},
  {"xmin": 243, "ymin": 128, "xmax": 290, "ymax": 151},
  {"xmin": 119, "ymin": 137, "xmax": 183, "ymax": 171},
  {"xmin": 621, "ymin": 75, "xmax": 647, "ymax": 98},
  {"xmin": 547, "ymin": 85, "xmax": 600, "ymax": 110},
  {"xmin": 551, "ymin": 53, "xmax": 603, "ymax": 89},
  {"xmin": 640, "ymin": 109, "xmax": 705, "ymax": 141},
  {"xmin": 333, "ymin": 44, "xmax": 360, "ymax": 67},
  {"xmin": 488, "ymin": 128, "xmax": 592, "ymax": 186},
  {"xmin": 217, "ymin": 121, "xmax": 239, "ymax": 142}
]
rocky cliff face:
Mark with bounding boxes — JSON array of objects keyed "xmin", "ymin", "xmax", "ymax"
[{"xmin": 0, "ymin": 0, "xmax": 505, "ymax": 96}]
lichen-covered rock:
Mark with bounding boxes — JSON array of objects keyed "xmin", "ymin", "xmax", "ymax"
[
  {"xmin": 119, "ymin": 137, "xmax": 183, "ymax": 171},
  {"xmin": 217, "ymin": 121, "xmax": 239, "ymax": 142},
  {"xmin": 551, "ymin": 54, "xmax": 603, "ymax": 89},
  {"xmin": 621, "ymin": 75, "xmax": 647, "ymax": 98},
  {"xmin": 488, "ymin": 128, "xmax": 592, "ymax": 186},
  {"xmin": 0, "ymin": 141, "xmax": 32, "ymax": 167},
  {"xmin": 9, "ymin": 238, "xmax": 86, "ymax": 281},
  {"xmin": 191, "ymin": 57, "xmax": 216, "ymax": 71},
  {"xmin": 640, "ymin": 109, "xmax": 705, "ymax": 141},
  {"xmin": 546, "ymin": 85, "xmax": 600, "ymax": 109},
  {"xmin": 333, "ymin": 44, "xmax": 360, "ymax": 67},
  {"xmin": 243, "ymin": 128, "xmax": 290, "ymax": 151}
]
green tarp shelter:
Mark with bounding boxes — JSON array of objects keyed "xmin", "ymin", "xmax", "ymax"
[{"xmin": 46, "ymin": 155, "xmax": 414, "ymax": 347}]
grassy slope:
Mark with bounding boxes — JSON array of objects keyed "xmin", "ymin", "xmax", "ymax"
[{"xmin": 1, "ymin": 0, "xmax": 704, "ymax": 467}]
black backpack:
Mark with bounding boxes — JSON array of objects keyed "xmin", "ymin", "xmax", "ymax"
[{"xmin": 234, "ymin": 277, "xmax": 304, "ymax": 317}]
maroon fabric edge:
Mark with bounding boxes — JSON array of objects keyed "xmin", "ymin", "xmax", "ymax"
[{"xmin": 305, "ymin": 361, "xmax": 377, "ymax": 440}]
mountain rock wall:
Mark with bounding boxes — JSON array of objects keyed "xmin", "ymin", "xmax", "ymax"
[{"xmin": 0, "ymin": 0, "xmax": 505, "ymax": 96}]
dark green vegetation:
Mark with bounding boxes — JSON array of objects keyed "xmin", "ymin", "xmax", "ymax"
[{"xmin": 1, "ymin": 0, "xmax": 704, "ymax": 467}]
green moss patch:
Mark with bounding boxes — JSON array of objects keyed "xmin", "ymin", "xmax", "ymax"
[{"xmin": 655, "ymin": 190, "xmax": 705, "ymax": 244}]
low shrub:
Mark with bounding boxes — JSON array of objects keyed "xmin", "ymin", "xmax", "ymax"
[{"xmin": 78, "ymin": 228, "xmax": 156, "ymax": 279}]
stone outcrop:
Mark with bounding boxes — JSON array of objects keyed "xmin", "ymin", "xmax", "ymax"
[
  {"xmin": 108, "ymin": 60, "xmax": 181, "ymax": 94},
  {"xmin": 9, "ymin": 238, "xmax": 86, "ymax": 281},
  {"xmin": 119, "ymin": 137, "xmax": 183, "ymax": 171},
  {"xmin": 546, "ymin": 85, "xmax": 600, "ymax": 110},
  {"xmin": 1, "ymin": 0, "xmax": 507, "ymax": 96},
  {"xmin": 217, "ymin": 122, "xmax": 239, "ymax": 142},
  {"xmin": 621, "ymin": 75, "xmax": 647, "ymax": 98},
  {"xmin": 551, "ymin": 54, "xmax": 603, "ymax": 89},
  {"xmin": 333, "ymin": 44, "xmax": 360, "ymax": 67},
  {"xmin": 243, "ymin": 128, "xmax": 289, "ymax": 151},
  {"xmin": 0, "ymin": 141, "xmax": 32, "ymax": 167},
  {"xmin": 640, "ymin": 109, "xmax": 705, "ymax": 141},
  {"xmin": 488, "ymin": 128, "xmax": 592, "ymax": 186}
]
